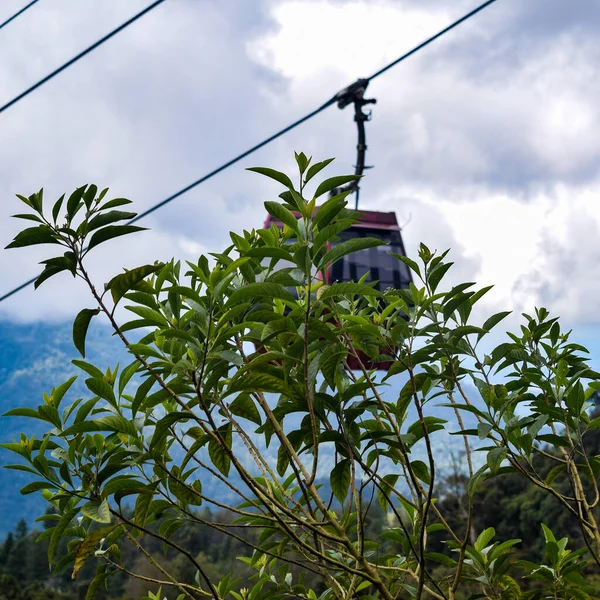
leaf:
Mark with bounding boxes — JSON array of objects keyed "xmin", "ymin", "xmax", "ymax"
[
  {"xmin": 66, "ymin": 186, "xmax": 86, "ymax": 217},
  {"xmin": 247, "ymin": 167, "xmax": 294, "ymax": 190},
  {"xmin": 479, "ymin": 311, "xmax": 512, "ymax": 340},
  {"xmin": 263, "ymin": 201, "xmax": 298, "ymax": 230},
  {"xmin": 11, "ymin": 213, "xmax": 45, "ymax": 225},
  {"xmin": 48, "ymin": 508, "xmax": 79, "ymax": 566},
  {"xmin": 330, "ymin": 459, "xmax": 351, "ymax": 503},
  {"xmin": 85, "ymin": 565, "xmax": 109, "ymax": 600},
  {"xmin": 35, "ymin": 254, "xmax": 77, "ymax": 289},
  {"xmin": 52, "ymin": 194, "xmax": 65, "ymax": 222},
  {"xmin": 20, "ymin": 481, "xmax": 54, "ymax": 495},
  {"xmin": 5, "ymin": 225, "xmax": 60, "ymax": 249},
  {"xmin": 85, "ymin": 378, "xmax": 116, "ymax": 406},
  {"xmin": 87, "ymin": 225, "xmax": 147, "ymax": 251},
  {"xmin": 63, "ymin": 415, "xmax": 137, "ymax": 437},
  {"xmin": 304, "ymin": 157, "xmax": 335, "ymax": 184},
  {"xmin": 475, "ymin": 527, "xmax": 496, "ymax": 552},
  {"xmin": 319, "ymin": 237, "xmax": 385, "ymax": 270},
  {"xmin": 377, "ymin": 474, "xmax": 399, "ymax": 511},
  {"xmin": 52, "ymin": 375, "xmax": 78, "ymax": 408},
  {"xmin": 209, "ymin": 426, "xmax": 232, "ymax": 477},
  {"xmin": 394, "ymin": 254, "xmax": 421, "ymax": 278},
  {"xmin": 81, "ymin": 500, "xmax": 111, "ymax": 524},
  {"xmin": 425, "ymin": 552, "xmax": 457, "ymax": 568},
  {"xmin": 73, "ymin": 309, "xmax": 100, "ymax": 358},
  {"xmin": 477, "ymin": 422, "xmax": 493, "ymax": 440},
  {"xmin": 410, "ymin": 460, "xmax": 431, "ymax": 485},
  {"xmin": 487, "ymin": 447, "xmax": 507, "ymax": 474},
  {"xmin": 134, "ymin": 490, "xmax": 154, "ymax": 526},
  {"xmin": 227, "ymin": 372, "xmax": 295, "ymax": 398},
  {"xmin": 99, "ymin": 198, "xmax": 132, "ymax": 210},
  {"xmin": 227, "ymin": 282, "xmax": 297, "ymax": 306},
  {"xmin": 72, "ymin": 359, "xmax": 104, "ymax": 379},
  {"xmin": 245, "ymin": 247, "xmax": 293, "ymax": 261},
  {"xmin": 428, "ymin": 262, "xmax": 453, "ymax": 292},
  {"xmin": 314, "ymin": 175, "xmax": 358, "ymax": 199},
  {"xmin": 106, "ymin": 263, "xmax": 163, "ymax": 305},
  {"xmin": 150, "ymin": 412, "xmax": 190, "ymax": 450},
  {"xmin": 72, "ymin": 525, "xmax": 116, "ymax": 579},
  {"xmin": 320, "ymin": 343, "xmax": 347, "ymax": 389},
  {"xmin": 229, "ymin": 394, "xmax": 262, "ymax": 425},
  {"xmin": 87, "ymin": 210, "xmax": 136, "ymax": 232},
  {"xmin": 318, "ymin": 282, "xmax": 382, "ymax": 300}
]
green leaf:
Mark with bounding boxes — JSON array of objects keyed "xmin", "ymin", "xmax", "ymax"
[
  {"xmin": 106, "ymin": 263, "xmax": 163, "ymax": 305},
  {"xmin": 20, "ymin": 481, "xmax": 54, "ymax": 495},
  {"xmin": 295, "ymin": 151, "xmax": 310, "ymax": 174},
  {"xmin": 72, "ymin": 359, "xmax": 104, "ymax": 379},
  {"xmin": 247, "ymin": 167, "xmax": 294, "ymax": 190},
  {"xmin": 227, "ymin": 282, "xmax": 297, "ymax": 306},
  {"xmin": 410, "ymin": 460, "xmax": 431, "ymax": 485},
  {"xmin": 63, "ymin": 415, "xmax": 137, "ymax": 437},
  {"xmin": 228, "ymin": 372, "xmax": 295, "ymax": 398},
  {"xmin": 263, "ymin": 201, "xmax": 298, "ymax": 230},
  {"xmin": 229, "ymin": 394, "xmax": 262, "ymax": 425},
  {"xmin": 81, "ymin": 500, "xmax": 111, "ymax": 524},
  {"xmin": 99, "ymin": 198, "xmax": 132, "ymax": 210},
  {"xmin": 245, "ymin": 247, "xmax": 293, "ymax": 261},
  {"xmin": 487, "ymin": 447, "xmax": 507, "ymax": 474},
  {"xmin": 85, "ymin": 378, "xmax": 116, "ymax": 405},
  {"xmin": 330, "ymin": 459, "xmax": 351, "ymax": 503},
  {"xmin": 87, "ymin": 225, "xmax": 147, "ymax": 251},
  {"xmin": 87, "ymin": 210, "xmax": 136, "ymax": 232},
  {"xmin": 52, "ymin": 375, "xmax": 78, "ymax": 409},
  {"xmin": 425, "ymin": 552, "xmax": 457, "ymax": 568},
  {"xmin": 304, "ymin": 158, "xmax": 335, "ymax": 184},
  {"xmin": 320, "ymin": 343, "xmax": 347, "ymax": 389},
  {"xmin": 209, "ymin": 426, "xmax": 232, "ymax": 477},
  {"xmin": 5, "ymin": 225, "xmax": 60, "ymax": 249},
  {"xmin": 35, "ymin": 254, "xmax": 77, "ymax": 289},
  {"xmin": 477, "ymin": 422, "xmax": 493, "ymax": 440},
  {"xmin": 11, "ymin": 213, "xmax": 43, "ymax": 223},
  {"xmin": 393, "ymin": 254, "xmax": 421, "ymax": 278},
  {"xmin": 73, "ymin": 309, "xmax": 100, "ymax": 358},
  {"xmin": 319, "ymin": 237, "xmax": 385, "ymax": 270},
  {"xmin": 150, "ymin": 412, "xmax": 190, "ymax": 450},
  {"xmin": 314, "ymin": 175, "xmax": 358, "ymax": 199},
  {"xmin": 474, "ymin": 527, "xmax": 496, "ymax": 552},
  {"xmin": 52, "ymin": 194, "xmax": 65, "ymax": 222},
  {"xmin": 428, "ymin": 262, "xmax": 453, "ymax": 292},
  {"xmin": 479, "ymin": 311, "xmax": 512, "ymax": 340},
  {"xmin": 48, "ymin": 508, "xmax": 79, "ymax": 566},
  {"xmin": 85, "ymin": 566, "xmax": 108, "ymax": 600},
  {"xmin": 134, "ymin": 490, "xmax": 154, "ymax": 526},
  {"xmin": 66, "ymin": 186, "xmax": 86, "ymax": 218},
  {"xmin": 319, "ymin": 282, "xmax": 382, "ymax": 300}
]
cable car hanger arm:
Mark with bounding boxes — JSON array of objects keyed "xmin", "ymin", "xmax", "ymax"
[{"xmin": 330, "ymin": 78, "xmax": 376, "ymax": 210}]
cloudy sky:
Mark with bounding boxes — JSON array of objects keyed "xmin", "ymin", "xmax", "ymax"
[{"xmin": 1, "ymin": 0, "xmax": 600, "ymax": 353}]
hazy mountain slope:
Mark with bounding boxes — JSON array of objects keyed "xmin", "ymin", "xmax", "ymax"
[{"xmin": 0, "ymin": 319, "xmax": 479, "ymax": 535}]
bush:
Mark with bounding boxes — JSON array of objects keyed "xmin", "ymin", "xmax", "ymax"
[{"xmin": 3, "ymin": 154, "xmax": 600, "ymax": 599}]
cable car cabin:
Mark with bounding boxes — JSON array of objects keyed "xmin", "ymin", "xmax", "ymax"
[{"xmin": 263, "ymin": 209, "xmax": 412, "ymax": 370}]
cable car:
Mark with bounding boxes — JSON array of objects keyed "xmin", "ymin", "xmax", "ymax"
[
  {"xmin": 261, "ymin": 79, "xmax": 412, "ymax": 370},
  {"xmin": 263, "ymin": 209, "xmax": 412, "ymax": 292}
]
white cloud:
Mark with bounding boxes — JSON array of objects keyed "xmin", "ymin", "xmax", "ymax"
[{"xmin": 1, "ymin": 0, "xmax": 600, "ymax": 335}]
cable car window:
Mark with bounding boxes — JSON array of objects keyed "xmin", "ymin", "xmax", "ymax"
[{"xmin": 329, "ymin": 227, "xmax": 411, "ymax": 291}]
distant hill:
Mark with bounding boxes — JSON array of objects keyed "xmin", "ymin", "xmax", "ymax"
[{"xmin": 0, "ymin": 319, "xmax": 479, "ymax": 536}]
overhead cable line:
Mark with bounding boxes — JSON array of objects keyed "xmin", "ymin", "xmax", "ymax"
[
  {"xmin": 0, "ymin": 0, "xmax": 500, "ymax": 304},
  {"xmin": 0, "ymin": 0, "xmax": 167, "ymax": 116},
  {"xmin": 0, "ymin": 0, "xmax": 40, "ymax": 32}
]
